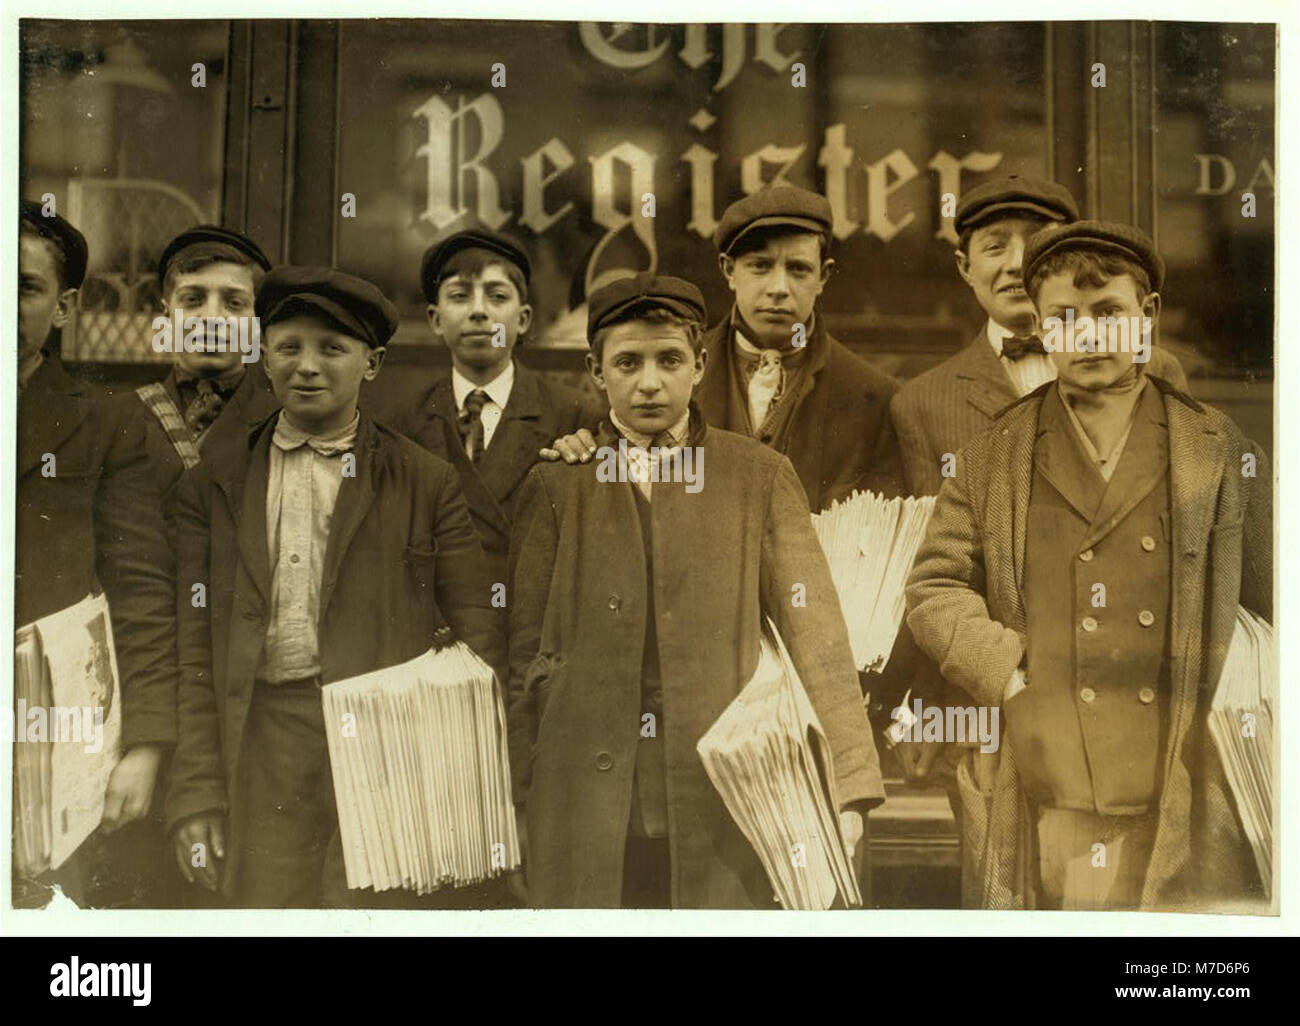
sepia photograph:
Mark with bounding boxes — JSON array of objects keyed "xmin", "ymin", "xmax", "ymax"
[{"xmin": 5, "ymin": 1, "xmax": 1288, "ymax": 951}]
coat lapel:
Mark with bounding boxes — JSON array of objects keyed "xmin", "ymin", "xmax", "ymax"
[
  {"xmin": 17, "ymin": 356, "xmax": 88, "ymax": 477},
  {"xmin": 1080, "ymin": 384, "xmax": 1169, "ymax": 551},
  {"xmin": 213, "ymin": 419, "xmax": 272, "ymax": 604},
  {"xmin": 475, "ymin": 364, "xmax": 552, "ymax": 517},
  {"xmin": 782, "ymin": 315, "xmax": 832, "ymax": 501},
  {"xmin": 319, "ymin": 416, "xmax": 380, "ymax": 618},
  {"xmin": 955, "ymin": 330, "xmax": 1018, "ymax": 421},
  {"xmin": 1033, "ymin": 388, "xmax": 1106, "ymax": 523},
  {"xmin": 422, "ymin": 376, "xmax": 512, "ymax": 538}
]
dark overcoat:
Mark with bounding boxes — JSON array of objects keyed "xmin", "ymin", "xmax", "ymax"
[
  {"xmin": 696, "ymin": 311, "xmax": 903, "ymax": 510},
  {"xmin": 165, "ymin": 410, "xmax": 506, "ymax": 896}
]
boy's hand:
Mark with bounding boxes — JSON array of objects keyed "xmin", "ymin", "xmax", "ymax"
[
  {"xmin": 895, "ymin": 736, "xmax": 944, "ymax": 781},
  {"xmin": 100, "ymin": 744, "xmax": 164, "ymax": 832},
  {"xmin": 173, "ymin": 811, "xmax": 226, "ymax": 891},
  {"xmin": 539, "ymin": 428, "xmax": 598, "ymax": 464},
  {"xmin": 840, "ymin": 809, "xmax": 864, "ymax": 860}
]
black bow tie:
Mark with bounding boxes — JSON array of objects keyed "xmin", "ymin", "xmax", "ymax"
[{"xmin": 1001, "ymin": 334, "xmax": 1047, "ymax": 361}]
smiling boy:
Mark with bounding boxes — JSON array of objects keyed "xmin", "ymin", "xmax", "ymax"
[
  {"xmin": 905, "ymin": 222, "xmax": 1270, "ymax": 910},
  {"xmin": 166, "ymin": 266, "xmax": 504, "ymax": 907},
  {"xmin": 507, "ymin": 273, "xmax": 882, "ymax": 909}
]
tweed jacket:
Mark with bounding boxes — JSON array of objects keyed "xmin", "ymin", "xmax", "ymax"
[
  {"xmin": 905, "ymin": 377, "xmax": 1271, "ymax": 910},
  {"xmin": 891, "ymin": 329, "xmax": 1188, "ymax": 496}
]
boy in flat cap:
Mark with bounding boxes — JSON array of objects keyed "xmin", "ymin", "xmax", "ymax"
[
  {"xmin": 507, "ymin": 272, "xmax": 883, "ymax": 908},
  {"xmin": 16, "ymin": 200, "xmax": 178, "ymax": 906},
  {"xmin": 905, "ymin": 221, "xmax": 1270, "ymax": 911},
  {"xmin": 377, "ymin": 229, "xmax": 601, "ymax": 590},
  {"xmin": 887, "ymin": 175, "xmax": 1187, "ymax": 797},
  {"xmin": 546, "ymin": 185, "xmax": 902, "ymax": 510},
  {"xmin": 133, "ymin": 226, "xmax": 279, "ymax": 496},
  {"xmin": 166, "ymin": 266, "xmax": 506, "ymax": 907}
]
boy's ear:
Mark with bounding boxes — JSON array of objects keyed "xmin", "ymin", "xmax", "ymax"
[
  {"xmin": 50, "ymin": 287, "xmax": 79, "ymax": 330},
  {"xmin": 818, "ymin": 257, "xmax": 835, "ymax": 289},
  {"xmin": 364, "ymin": 346, "xmax": 387, "ymax": 380},
  {"xmin": 516, "ymin": 302, "xmax": 533, "ymax": 337},
  {"xmin": 1142, "ymin": 291, "xmax": 1162, "ymax": 324},
  {"xmin": 585, "ymin": 349, "xmax": 605, "ymax": 389},
  {"xmin": 954, "ymin": 248, "xmax": 973, "ymax": 286},
  {"xmin": 426, "ymin": 303, "xmax": 441, "ymax": 339},
  {"xmin": 717, "ymin": 253, "xmax": 737, "ymax": 290},
  {"xmin": 692, "ymin": 344, "xmax": 709, "ymax": 386}
]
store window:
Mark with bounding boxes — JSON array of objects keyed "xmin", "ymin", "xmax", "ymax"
[{"xmin": 21, "ymin": 20, "xmax": 231, "ymax": 363}]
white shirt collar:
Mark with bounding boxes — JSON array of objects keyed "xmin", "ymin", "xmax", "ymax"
[
  {"xmin": 986, "ymin": 319, "xmax": 1017, "ymax": 357},
  {"xmin": 610, "ymin": 408, "xmax": 690, "ymax": 451},
  {"xmin": 452, "ymin": 359, "xmax": 514, "ymax": 411}
]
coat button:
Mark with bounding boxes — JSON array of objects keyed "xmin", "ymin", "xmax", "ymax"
[
  {"xmin": 608, "ymin": 594, "xmax": 621, "ymax": 612},
  {"xmin": 1138, "ymin": 609, "xmax": 1155, "ymax": 627},
  {"xmin": 1079, "ymin": 687, "xmax": 1097, "ymax": 704},
  {"xmin": 595, "ymin": 751, "xmax": 614, "ymax": 771},
  {"xmin": 1141, "ymin": 535, "xmax": 1157, "ymax": 552},
  {"xmin": 1078, "ymin": 549, "xmax": 1094, "ymax": 562},
  {"xmin": 1138, "ymin": 687, "xmax": 1156, "ymax": 704},
  {"xmin": 1081, "ymin": 616, "xmax": 1099, "ymax": 632}
]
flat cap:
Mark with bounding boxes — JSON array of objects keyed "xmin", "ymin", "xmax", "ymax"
[
  {"xmin": 421, "ymin": 229, "xmax": 531, "ymax": 302},
  {"xmin": 1023, "ymin": 219, "xmax": 1165, "ymax": 293},
  {"xmin": 158, "ymin": 225, "xmax": 271, "ymax": 287},
  {"xmin": 21, "ymin": 199, "xmax": 88, "ymax": 289},
  {"xmin": 713, "ymin": 185, "xmax": 833, "ymax": 255},
  {"xmin": 587, "ymin": 272, "xmax": 707, "ymax": 339},
  {"xmin": 256, "ymin": 266, "xmax": 400, "ymax": 348},
  {"xmin": 954, "ymin": 174, "xmax": 1079, "ymax": 235}
]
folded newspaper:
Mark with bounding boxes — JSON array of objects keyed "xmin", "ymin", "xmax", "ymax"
[
  {"xmin": 1209, "ymin": 605, "xmax": 1276, "ymax": 898},
  {"xmin": 321, "ymin": 641, "xmax": 520, "ymax": 895},
  {"xmin": 697, "ymin": 620, "xmax": 861, "ymax": 910},
  {"xmin": 812, "ymin": 490, "xmax": 936, "ymax": 673},
  {"xmin": 13, "ymin": 591, "xmax": 122, "ymax": 878}
]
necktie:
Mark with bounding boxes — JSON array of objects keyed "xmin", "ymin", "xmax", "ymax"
[
  {"xmin": 747, "ymin": 349, "xmax": 784, "ymax": 432},
  {"xmin": 1001, "ymin": 334, "xmax": 1047, "ymax": 362},
  {"xmin": 185, "ymin": 378, "xmax": 227, "ymax": 437},
  {"xmin": 458, "ymin": 388, "xmax": 489, "ymax": 463}
]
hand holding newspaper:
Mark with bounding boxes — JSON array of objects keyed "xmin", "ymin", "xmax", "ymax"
[
  {"xmin": 13, "ymin": 592, "xmax": 122, "ymax": 878},
  {"xmin": 697, "ymin": 619, "xmax": 861, "ymax": 910},
  {"xmin": 321, "ymin": 640, "xmax": 521, "ymax": 895}
]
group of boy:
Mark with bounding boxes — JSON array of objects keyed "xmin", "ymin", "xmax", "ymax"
[{"xmin": 14, "ymin": 165, "xmax": 1269, "ymax": 912}]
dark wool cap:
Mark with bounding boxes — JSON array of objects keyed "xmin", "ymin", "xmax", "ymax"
[
  {"xmin": 158, "ymin": 225, "xmax": 271, "ymax": 288},
  {"xmin": 21, "ymin": 199, "xmax": 89, "ymax": 289},
  {"xmin": 587, "ymin": 272, "xmax": 707, "ymax": 339},
  {"xmin": 712, "ymin": 185, "xmax": 833, "ymax": 255},
  {"xmin": 954, "ymin": 174, "xmax": 1079, "ymax": 235},
  {"xmin": 256, "ymin": 266, "xmax": 400, "ymax": 348},
  {"xmin": 421, "ymin": 229, "xmax": 531, "ymax": 302},
  {"xmin": 1024, "ymin": 219, "xmax": 1165, "ymax": 293}
]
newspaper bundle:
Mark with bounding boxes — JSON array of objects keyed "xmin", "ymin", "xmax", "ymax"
[
  {"xmin": 812, "ymin": 490, "xmax": 936, "ymax": 673},
  {"xmin": 1209, "ymin": 605, "xmax": 1276, "ymax": 898},
  {"xmin": 321, "ymin": 641, "xmax": 520, "ymax": 895},
  {"xmin": 13, "ymin": 592, "xmax": 122, "ymax": 878},
  {"xmin": 697, "ymin": 620, "xmax": 861, "ymax": 910}
]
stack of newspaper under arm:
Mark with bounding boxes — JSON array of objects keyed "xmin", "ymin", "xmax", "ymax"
[
  {"xmin": 321, "ymin": 641, "xmax": 520, "ymax": 895},
  {"xmin": 13, "ymin": 592, "xmax": 122, "ymax": 878},
  {"xmin": 697, "ymin": 620, "xmax": 861, "ymax": 910},
  {"xmin": 812, "ymin": 490, "xmax": 936, "ymax": 673},
  {"xmin": 1209, "ymin": 605, "xmax": 1276, "ymax": 898}
]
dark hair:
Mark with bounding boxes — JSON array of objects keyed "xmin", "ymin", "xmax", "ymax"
[
  {"xmin": 727, "ymin": 224, "xmax": 830, "ymax": 263},
  {"xmin": 957, "ymin": 210, "xmax": 1056, "ymax": 255},
  {"xmin": 1026, "ymin": 247, "xmax": 1152, "ymax": 304},
  {"xmin": 19, "ymin": 217, "xmax": 70, "ymax": 289},
  {"xmin": 162, "ymin": 241, "xmax": 266, "ymax": 299},
  {"xmin": 435, "ymin": 246, "xmax": 529, "ymax": 303},
  {"xmin": 590, "ymin": 303, "xmax": 704, "ymax": 363}
]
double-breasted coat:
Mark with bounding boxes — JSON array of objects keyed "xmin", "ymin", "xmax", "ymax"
[
  {"xmin": 377, "ymin": 361, "xmax": 602, "ymax": 587},
  {"xmin": 165, "ymin": 410, "xmax": 506, "ymax": 895},
  {"xmin": 696, "ymin": 311, "xmax": 903, "ymax": 510},
  {"xmin": 905, "ymin": 376, "xmax": 1271, "ymax": 910},
  {"xmin": 506, "ymin": 411, "xmax": 884, "ymax": 908},
  {"xmin": 890, "ymin": 329, "xmax": 1187, "ymax": 497}
]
